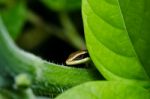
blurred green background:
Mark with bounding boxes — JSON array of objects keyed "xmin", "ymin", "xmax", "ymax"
[{"xmin": 0, "ymin": 0, "xmax": 85, "ymax": 65}]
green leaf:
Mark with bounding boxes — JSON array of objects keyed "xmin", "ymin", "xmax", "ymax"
[
  {"xmin": 56, "ymin": 81, "xmax": 150, "ymax": 99},
  {"xmin": 42, "ymin": 0, "xmax": 81, "ymax": 11},
  {"xmin": 82, "ymin": 0, "xmax": 150, "ymax": 81},
  {"xmin": 0, "ymin": 16, "xmax": 99, "ymax": 97},
  {"xmin": 1, "ymin": 2, "xmax": 27, "ymax": 39}
]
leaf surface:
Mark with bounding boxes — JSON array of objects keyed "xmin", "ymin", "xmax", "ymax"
[
  {"xmin": 56, "ymin": 81, "xmax": 150, "ymax": 99},
  {"xmin": 82, "ymin": 0, "xmax": 150, "ymax": 81}
]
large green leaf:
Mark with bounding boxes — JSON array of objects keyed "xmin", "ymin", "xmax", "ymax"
[
  {"xmin": 82, "ymin": 0, "xmax": 150, "ymax": 81},
  {"xmin": 42, "ymin": 0, "xmax": 81, "ymax": 11},
  {"xmin": 1, "ymin": 2, "xmax": 27, "ymax": 39},
  {"xmin": 56, "ymin": 81, "xmax": 150, "ymax": 99},
  {"xmin": 0, "ymin": 16, "xmax": 99, "ymax": 97}
]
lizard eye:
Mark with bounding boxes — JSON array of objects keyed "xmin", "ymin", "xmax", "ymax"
[
  {"xmin": 73, "ymin": 52, "xmax": 89, "ymax": 61},
  {"xmin": 66, "ymin": 50, "xmax": 90, "ymax": 65}
]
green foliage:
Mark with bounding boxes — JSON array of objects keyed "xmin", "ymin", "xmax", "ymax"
[
  {"xmin": 0, "ymin": 15, "xmax": 98, "ymax": 98},
  {"xmin": 1, "ymin": 2, "xmax": 27, "ymax": 39},
  {"xmin": 42, "ymin": 0, "xmax": 81, "ymax": 11},
  {"xmin": 1, "ymin": 0, "xmax": 150, "ymax": 98},
  {"xmin": 56, "ymin": 81, "xmax": 150, "ymax": 99},
  {"xmin": 83, "ymin": 0, "xmax": 150, "ymax": 81},
  {"xmin": 0, "ymin": 89, "xmax": 35, "ymax": 99}
]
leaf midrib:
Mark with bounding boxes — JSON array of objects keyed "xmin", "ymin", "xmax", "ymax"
[{"xmin": 117, "ymin": 0, "xmax": 149, "ymax": 79}]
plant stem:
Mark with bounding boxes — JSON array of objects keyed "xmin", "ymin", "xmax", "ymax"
[
  {"xmin": 0, "ymin": 17, "xmax": 99, "ymax": 97},
  {"xmin": 59, "ymin": 12, "xmax": 86, "ymax": 50},
  {"xmin": 26, "ymin": 10, "xmax": 84, "ymax": 49}
]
